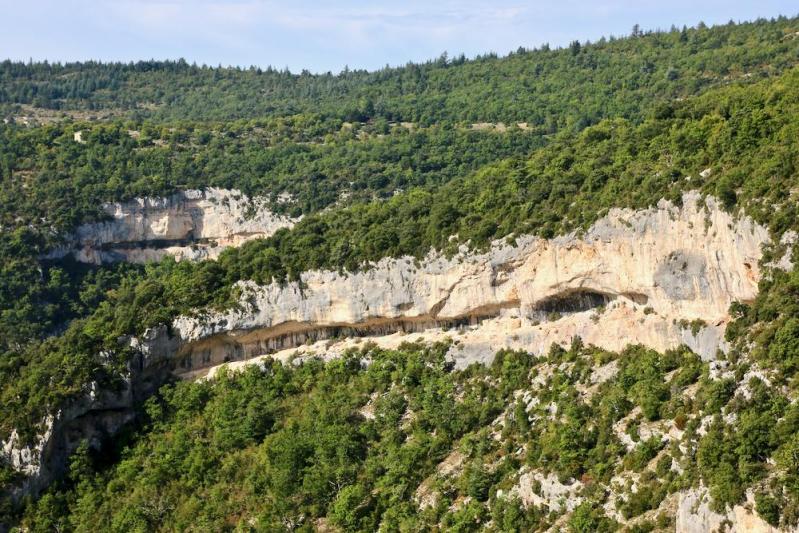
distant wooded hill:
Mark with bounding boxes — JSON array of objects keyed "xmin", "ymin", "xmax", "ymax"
[{"xmin": 2, "ymin": 16, "xmax": 798, "ymax": 125}]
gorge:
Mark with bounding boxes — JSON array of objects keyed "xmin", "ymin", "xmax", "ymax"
[{"xmin": 3, "ymin": 190, "xmax": 775, "ymax": 506}]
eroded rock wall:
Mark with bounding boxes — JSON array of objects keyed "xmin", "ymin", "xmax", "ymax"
[
  {"xmin": 3, "ymin": 192, "xmax": 773, "ymax": 503},
  {"xmin": 1, "ymin": 377, "xmax": 145, "ymax": 501},
  {"xmin": 50, "ymin": 188, "xmax": 296, "ymax": 263},
  {"xmin": 157, "ymin": 191, "xmax": 768, "ymax": 376},
  {"xmin": 676, "ymin": 488, "xmax": 785, "ymax": 533}
]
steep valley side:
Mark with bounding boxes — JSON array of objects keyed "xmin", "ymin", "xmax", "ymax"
[
  {"xmin": 162, "ymin": 191, "xmax": 767, "ymax": 378},
  {"xmin": 2, "ymin": 190, "xmax": 777, "ymax": 513}
]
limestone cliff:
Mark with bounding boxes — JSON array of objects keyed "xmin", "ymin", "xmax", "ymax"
[
  {"xmin": 1, "ymin": 347, "xmax": 170, "ymax": 499},
  {"xmin": 2, "ymin": 191, "xmax": 774, "ymax": 509},
  {"xmin": 160, "ymin": 191, "xmax": 768, "ymax": 377},
  {"xmin": 676, "ymin": 488, "xmax": 787, "ymax": 533},
  {"xmin": 49, "ymin": 188, "xmax": 296, "ymax": 263}
]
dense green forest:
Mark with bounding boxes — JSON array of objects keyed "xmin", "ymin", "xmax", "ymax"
[
  {"xmin": 3, "ymin": 343, "xmax": 731, "ymax": 531},
  {"xmin": 13, "ymin": 323, "xmax": 799, "ymax": 531},
  {"xmin": 2, "ymin": 16, "xmax": 798, "ymax": 124},
  {"xmin": 2, "ymin": 14, "xmax": 799, "ymax": 531},
  {"xmin": 0, "ymin": 121, "xmax": 542, "ymax": 229}
]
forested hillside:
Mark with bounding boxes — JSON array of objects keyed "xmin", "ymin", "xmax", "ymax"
[
  {"xmin": 2, "ymin": 15, "xmax": 799, "ymax": 532},
  {"xmin": 2, "ymin": 17, "xmax": 798, "ymax": 124}
]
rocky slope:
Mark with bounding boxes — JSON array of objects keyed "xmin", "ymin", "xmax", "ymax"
[
  {"xmin": 1, "ymin": 191, "xmax": 773, "ymax": 508},
  {"xmin": 676, "ymin": 488, "xmax": 783, "ymax": 533},
  {"xmin": 48, "ymin": 188, "xmax": 296, "ymax": 263}
]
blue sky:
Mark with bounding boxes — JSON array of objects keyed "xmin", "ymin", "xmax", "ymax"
[{"xmin": 2, "ymin": 1, "xmax": 797, "ymax": 73}]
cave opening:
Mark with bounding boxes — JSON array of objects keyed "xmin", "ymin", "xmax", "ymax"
[{"xmin": 532, "ymin": 289, "xmax": 616, "ymax": 317}]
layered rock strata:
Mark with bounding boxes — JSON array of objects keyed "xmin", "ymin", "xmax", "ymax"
[
  {"xmin": 163, "ymin": 191, "xmax": 768, "ymax": 377},
  {"xmin": 3, "ymin": 191, "xmax": 772, "ymax": 501},
  {"xmin": 49, "ymin": 188, "xmax": 296, "ymax": 263}
]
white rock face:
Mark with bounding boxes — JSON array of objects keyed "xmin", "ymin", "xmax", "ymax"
[
  {"xmin": 155, "ymin": 191, "xmax": 769, "ymax": 377},
  {"xmin": 676, "ymin": 488, "xmax": 786, "ymax": 533},
  {"xmin": 512, "ymin": 469, "xmax": 583, "ymax": 513},
  {"xmin": 2, "ymin": 192, "xmax": 777, "ymax": 504},
  {"xmin": 53, "ymin": 188, "xmax": 296, "ymax": 263}
]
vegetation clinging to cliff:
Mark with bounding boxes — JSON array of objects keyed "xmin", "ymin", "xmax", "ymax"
[
  {"xmin": 2, "ymin": 65, "xmax": 799, "ymax": 448},
  {"xmin": 18, "ymin": 337, "xmax": 799, "ymax": 530},
  {"xmin": 3, "ymin": 15, "xmax": 799, "ymax": 529}
]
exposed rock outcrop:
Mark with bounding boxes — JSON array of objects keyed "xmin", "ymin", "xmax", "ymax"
[
  {"xmin": 3, "ymin": 192, "xmax": 773, "ymax": 504},
  {"xmin": 676, "ymin": 488, "xmax": 785, "ymax": 533},
  {"xmin": 49, "ymin": 188, "xmax": 296, "ymax": 263},
  {"xmin": 0, "ymin": 371, "xmax": 169, "ymax": 501},
  {"xmin": 160, "ymin": 191, "xmax": 768, "ymax": 377},
  {"xmin": 511, "ymin": 469, "xmax": 584, "ymax": 513}
]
